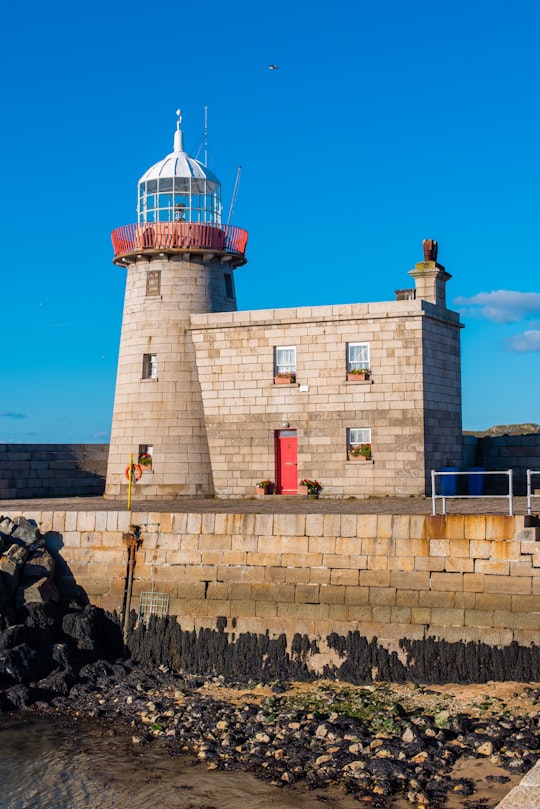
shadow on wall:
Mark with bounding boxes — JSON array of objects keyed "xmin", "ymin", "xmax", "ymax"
[
  {"xmin": 463, "ymin": 434, "xmax": 540, "ymax": 496},
  {"xmin": 0, "ymin": 444, "xmax": 108, "ymax": 500}
]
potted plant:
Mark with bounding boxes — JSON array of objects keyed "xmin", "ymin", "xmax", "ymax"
[
  {"xmin": 256, "ymin": 480, "xmax": 274, "ymax": 495},
  {"xmin": 138, "ymin": 452, "xmax": 153, "ymax": 469},
  {"xmin": 299, "ymin": 478, "xmax": 322, "ymax": 498},
  {"xmin": 347, "ymin": 368, "xmax": 371, "ymax": 382},
  {"xmin": 349, "ymin": 443, "xmax": 372, "ymax": 461},
  {"xmin": 274, "ymin": 371, "xmax": 297, "ymax": 384}
]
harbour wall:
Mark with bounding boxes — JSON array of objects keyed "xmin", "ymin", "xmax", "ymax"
[
  {"xmin": 8, "ymin": 508, "xmax": 540, "ymax": 656},
  {"xmin": 0, "ymin": 444, "xmax": 108, "ymax": 500}
]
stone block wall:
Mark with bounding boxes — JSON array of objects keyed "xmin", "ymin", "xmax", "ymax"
[
  {"xmin": 8, "ymin": 508, "xmax": 540, "ymax": 656},
  {"xmin": 463, "ymin": 435, "xmax": 540, "ymax": 495},
  {"xmin": 190, "ymin": 298, "xmax": 462, "ymax": 498},
  {"xmin": 0, "ymin": 445, "xmax": 108, "ymax": 499}
]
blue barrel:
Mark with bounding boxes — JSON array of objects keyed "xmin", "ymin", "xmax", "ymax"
[
  {"xmin": 467, "ymin": 467, "xmax": 485, "ymax": 496},
  {"xmin": 439, "ymin": 467, "xmax": 459, "ymax": 496}
]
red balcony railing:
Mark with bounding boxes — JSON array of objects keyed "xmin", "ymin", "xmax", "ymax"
[{"xmin": 111, "ymin": 222, "xmax": 248, "ymax": 260}]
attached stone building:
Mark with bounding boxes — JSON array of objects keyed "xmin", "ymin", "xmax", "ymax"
[{"xmin": 105, "ymin": 113, "xmax": 462, "ymax": 499}]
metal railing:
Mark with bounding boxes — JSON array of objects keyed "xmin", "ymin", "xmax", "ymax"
[
  {"xmin": 527, "ymin": 470, "xmax": 540, "ymax": 515},
  {"xmin": 111, "ymin": 222, "xmax": 248, "ymax": 259},
  {"xmin": 431, "ymin": 469, "xmax": 514, "ymax": 515}
]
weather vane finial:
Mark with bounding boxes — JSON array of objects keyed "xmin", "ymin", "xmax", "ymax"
[{"xmin": 176, "ymin": 108, "xmax": 182, "ymax": 128}]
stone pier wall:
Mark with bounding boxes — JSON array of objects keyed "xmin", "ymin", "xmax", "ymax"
[
  {"xmin": 7, "ymin": 509, "xmax": 540, "ymax": 652},
  {"xmin": 0, "ymin": 445, "xmax": 108, "ymax": 499}
]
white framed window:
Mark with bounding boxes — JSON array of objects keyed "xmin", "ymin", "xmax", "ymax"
[
  {"xmin": 142, "ymin": 353, "xmax": 157, "ymax": 379},
  {"xmin": 274, "ymin": 346, "xmax": 296, "ymax": 376},
  {"xmin": 347, "ymin": 427, "xmax": 372, "ymax": 459},
  {"xmin": 347, "ymin": 342, "xmax": 370, "ymax": 372}
]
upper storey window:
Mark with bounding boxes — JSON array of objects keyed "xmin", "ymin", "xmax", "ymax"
[{"xmin": 347, "ymin": 342, "xmax": 370, "ymax": 372}]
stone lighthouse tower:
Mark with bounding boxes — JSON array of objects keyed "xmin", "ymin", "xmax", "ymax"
[{"xmin": 105, "ymin": 110, "xmax": 248, "ymax": 498}]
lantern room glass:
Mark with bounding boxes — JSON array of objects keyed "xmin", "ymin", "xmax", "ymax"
[{"xmin": 138, "ymin": 177, "xmax": 222, "ymax": 224}]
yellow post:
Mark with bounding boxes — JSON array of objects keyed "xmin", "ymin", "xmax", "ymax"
[{"xmin": 127, "ymin": 452, "xmax": 133, "ymax": 510}]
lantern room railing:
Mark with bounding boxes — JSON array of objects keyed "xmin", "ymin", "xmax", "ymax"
[{"xmin": 111, "ymin": 222, "xmax": 248, "ymax": 260}]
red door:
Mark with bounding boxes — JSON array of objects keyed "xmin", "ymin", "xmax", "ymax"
[{"xmin": 275, "ymin": 430, "xmax": 298, "ymax": 494}]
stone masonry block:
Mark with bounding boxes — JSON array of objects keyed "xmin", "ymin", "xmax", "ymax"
[
  {"xmin": 75, "ymin": 512, "xmax": 96, "ymax": 532},
  {"xmin": 396, "ymin": 590, "xmax": 420, "ymax": 607},
  {"xmin": 310, "ymin": 567, "xmax": 331, "ymax": 585},
  {"xmin": 474, "ymin": 560, "xmax": 510, "ymax": 575},
  {"xmin": 330, "ymin": 569, "xmax": 359, "ymax": 586},
  {"xmin": 308, "ymin": 536, "xmax": 336, "ymax": 554},
  {"xmin": 511, "ymin": 594, "xmax": 540, "ymax": 612},
  {"xmin": 415, "ymin": 556, "xmax": 446, "ymax": 572},
  {"xmin": 305, "ymin": 514, "xmax": 324, "ymax": 536},
  {"xmin": 199, "ymin": 534, "xmax": 232, "ymax": 551},
  {"xmin": 335, "ymin": 537, "xmax": 361, "ymax": 555},
  {"xmin": 319, "ymin": 585, "xmax": 346, "ymax": 604},
  {"xmin": 430, "ymin": 608, "xmax": 464, "ymax": 627},
  {"xmin": 430, "ymin": 572, "xmax": 464, "ymax": 592},
  {"xmin": 252, "ymin": 583, "xmax": 295, "ymax": 603},
  {"xmin": 493, "ymin": 610, "xmax": 540, "ymax": 630},
  {"xmin": 430, "ymin": 539, "xmax": 450, "ymax": 557},
  {"xmin": 339, "ymin": 515, "xmax": 358, "ymax": 538},
  {"xmin": 258, "ymin": 536, "xmax": 308, "ymax": 555},
  {"xmin": 369, "ymin": 587, "xmax": 396, "ymax": 607},
  {"xmin": 419, "ymin": 590, "xmax": 455, "ymax": 609},
  {"xmin": 295, "ymin": 584, "xmax": 320, "ymax": 604},
  {"xmin": 285, "ymin": 568, "xmax": 311, "ymax": 584},
  {"xmin": 445, "ymin": 557, "xmax": 475, "ymax": 574},
  {"xmin": 463, "ymin": 515, "xmax": 487, "ymax": 540},
  {"xmin": 273, "ymin": 514, "xmax": 306, "ymax": 536},
  {"xmin": 356, "ymin": 514, "xmax": 378, "ymax": 538},
  {"xmin": 344, "ymin": 587, "xmax": 369, "ymax": 606},
  {"xmin": 485, "ymin": 516, "xmax": 514, "ymax": 541},
  {"xmin": 395, "ymin": 538, "xmax": 430, "ymax": 558},
  {"xmin": 391, "ymin": 515, "xmax": 411, "ymax": 540},
  {"xmin": 359, "ymin": 570, "xmax": 391, "ymax": 587},
  {"xmin": 361, "ymin": 537, "xmax": 394, "ymax": 556},
  {"xmin": 264, "ymin": 566, "xmax": 287, "ymax": 583},
  {"xmin": 390, "ymin": 571, "xmax": 430, "ymax": 590},
  {"xmin": 483, "ymin": 575, "xmax": 532, "ymax": 595},
  {"xmin": 255, "ymin": 601, "xmax": 278, "ymax": 618},
  {"xmin": 282, "ymin": 552, "xmax": 323, "ymax": 568},
  {"xmin": 387, "ymin": 556, "xmax": 415, "ymax": 572}
]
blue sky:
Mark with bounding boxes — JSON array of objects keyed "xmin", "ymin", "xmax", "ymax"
[{"xmin": 1, "ymin": 0, "xmax": 539, "ymax": 442}]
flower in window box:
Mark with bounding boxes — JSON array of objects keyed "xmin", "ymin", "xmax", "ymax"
[
  {"xmin": 349, "ymin": 443, "xmax": 372, "ymax": 460},
  {"xmin": 347, "ymin": 368, "xmax": 371, "ymax": 381},
  {"xmin": 274, "ymin": 372, "xmax": 297, "ymax": 384},
  {"xmin": 138, "ymin": 453, "xmax": 153, "ymax": 467}
]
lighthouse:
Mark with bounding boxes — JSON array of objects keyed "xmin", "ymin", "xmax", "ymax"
[{"xmin": 105, "ymin": 110, "xmax": 248, "ymax": 499}]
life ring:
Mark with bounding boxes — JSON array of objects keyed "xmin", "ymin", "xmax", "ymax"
[{"xmin": 124, "ymin": 463, "xmax": 143, "ymax": 482}]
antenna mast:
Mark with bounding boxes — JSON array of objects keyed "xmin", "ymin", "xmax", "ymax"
[
  {"xmin": 227, "ymin": 166, "xmax": 242, "ymax": 226},
  {"xmin": 203, "ymin": 106, "xmax": 208, "ymax": 166}
]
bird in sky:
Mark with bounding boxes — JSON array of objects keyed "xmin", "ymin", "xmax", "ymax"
[{"xmin": 269, "ymin": 64, "xmax": 280, "ymax": 70}]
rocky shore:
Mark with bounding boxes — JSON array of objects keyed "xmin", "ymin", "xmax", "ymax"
[{"xmin": 2, "ymin": 515, "xmax": 540, "ymax": 807}]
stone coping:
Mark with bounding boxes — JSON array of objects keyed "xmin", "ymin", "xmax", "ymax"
[{"xmin": 0, "ymin": 495, "xmax": 532, "ymax": 515}]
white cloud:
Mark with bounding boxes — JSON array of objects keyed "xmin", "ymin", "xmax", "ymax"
[
  {"xmin": 506, "ymin": 330, "xmax": 540, "ymax": 352},
  {"xmin": 453, "ymin": 290, "xmax": 540, "ymax": 323}
]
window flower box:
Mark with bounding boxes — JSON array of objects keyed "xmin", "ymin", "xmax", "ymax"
[
  {"xmin": 348, "ymin": 444, "xmax": 372, "ymax": 461},
  {"xmin": 274, "ymin": 372, "xmax": 297, "ymax": 384},
  {"xmin": 256, "ymin": 480, "xmax": 274, "ymax": 495},
  {"xmin": 347, "ymin": 369, "xmax": 371, "ymax": 382}
]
